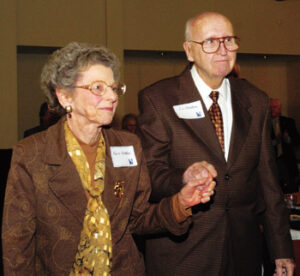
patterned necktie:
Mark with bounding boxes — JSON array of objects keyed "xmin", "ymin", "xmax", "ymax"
[{"xmin": 208, "ymin": 91, "xmax": 224, "ymax": 152}]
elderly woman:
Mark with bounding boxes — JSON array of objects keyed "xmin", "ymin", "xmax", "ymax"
[{"xmin": 2, "ymin": 42, "xmax": 216, "ymax": 276}]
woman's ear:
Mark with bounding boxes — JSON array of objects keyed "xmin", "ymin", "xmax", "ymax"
[{"xmin": 56, "ymin": 88, "xmax": 71, "ymax": 109}]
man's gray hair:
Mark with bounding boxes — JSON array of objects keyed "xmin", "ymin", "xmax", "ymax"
[{"xmin": 184, "ymin": 17, "xmax": 194, "ymax": 41}]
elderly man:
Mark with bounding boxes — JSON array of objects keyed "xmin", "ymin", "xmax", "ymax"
[{"xmin": 138, "ymin": 12, "xmax": 294, "ymax": 276}]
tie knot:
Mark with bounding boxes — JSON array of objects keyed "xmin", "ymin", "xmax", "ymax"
[{"xmin": 209, "ymin": 91, "xmax": 219, "ymax": 103}]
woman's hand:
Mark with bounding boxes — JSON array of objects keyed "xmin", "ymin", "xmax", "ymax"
[{"xmin": 178, "ymin": 161, "xmax": 217, "ymax": 209}]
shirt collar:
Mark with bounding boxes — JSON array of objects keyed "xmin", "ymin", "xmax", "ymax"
[{"xmin": 190, "ymin": 64, "xmax": 229, "ymax": 102}]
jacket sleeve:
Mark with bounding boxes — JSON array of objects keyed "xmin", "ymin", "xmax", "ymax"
[
  {"xmin": 2, "ymin": 143, "xmax": 37, "ymax": 275},
  {"xmin": 128, "ymin": 141, "xmax": 191, "ymax": 237},
  {"xmin": 257, "ymin": 101, "xmax": 294, "ymax": 260},
  {"xmin": 138, "ymin": 90, "xmax": 184, "ymax": 202}
]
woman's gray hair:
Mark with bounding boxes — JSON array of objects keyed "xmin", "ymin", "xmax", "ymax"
[{"xmin": 41, "ymin": 42, "xmax": 120, "ymax": 115}]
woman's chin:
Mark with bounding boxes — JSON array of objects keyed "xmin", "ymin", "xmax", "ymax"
[{"xmin": 97, "ymin": 117, "xmax": 113, "ymax": 127}]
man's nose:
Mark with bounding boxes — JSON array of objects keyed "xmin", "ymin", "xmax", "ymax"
[{"xmin": 217, "ymin": 41, "xmax": 227, "ymax": 55}]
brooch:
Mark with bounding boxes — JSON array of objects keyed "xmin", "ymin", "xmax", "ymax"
[{"xmin": 114, "ymin": 180, "xmax": 125, "ymax": 198}]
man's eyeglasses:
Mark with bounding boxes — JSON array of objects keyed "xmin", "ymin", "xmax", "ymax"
[
  {"xmin": 188, "ymin": 36, "xmax": 240, "ymax": 54},
  {"xmin": 73, "ymin": 80, "xmax": 126, "ymax": 97}
]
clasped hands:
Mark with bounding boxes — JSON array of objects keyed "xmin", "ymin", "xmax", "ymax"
[
  {"xmin": 178, "ymin": 161, "xmax": 217, "ymax": 209},
  {"xmin": 273, "ymin": 258, "xmax": 295, "ymax": 276}
]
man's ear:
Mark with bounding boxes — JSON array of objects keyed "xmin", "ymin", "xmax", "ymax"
[
  {"xmin": 183, "ymin": 41, "xmax": 194, "ymax": 62},
  {"xmin": 56, "ymin": 88, "xmax": 71, "ymax": 109}
]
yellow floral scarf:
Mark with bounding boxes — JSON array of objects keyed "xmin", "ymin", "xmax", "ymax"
[{"xmin": 65, "ymin": 122, "xmax": 112, "ymax": 276}]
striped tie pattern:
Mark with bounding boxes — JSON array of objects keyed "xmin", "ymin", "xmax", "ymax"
[{"xmin": 208, "ymin": 91, "xmax": 224, "ymax": 152}]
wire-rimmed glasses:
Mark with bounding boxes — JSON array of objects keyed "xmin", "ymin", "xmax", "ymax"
[{"xmin": 74, "ymin": 80, "xmax": 126, "ymax": 97}]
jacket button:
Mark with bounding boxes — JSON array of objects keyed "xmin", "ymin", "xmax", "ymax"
[{"xmin": 224, "ymin": 174, "xmax": 230, "ymax": 180}]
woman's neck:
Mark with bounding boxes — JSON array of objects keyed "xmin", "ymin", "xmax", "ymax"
[{"xmin": 66, "ymin": 117, "xmax": 101, "ymax": 145}]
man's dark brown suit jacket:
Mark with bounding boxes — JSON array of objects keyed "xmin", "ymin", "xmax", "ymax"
[
  {"xmin": 2, "ymin": 118, "xmax": 190, "ymax": 275},
  {"xmin": 138, "ymin": 67, "xmax": 293, "ymax": 276}
]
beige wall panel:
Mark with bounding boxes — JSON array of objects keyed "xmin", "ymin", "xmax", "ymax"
[
  {"xmin": 123, "ymin": 0, "xmax": 300, "ymax": 55},
  {"xmin": 17, "ymin": 0, "xmax": 106, "ymax": 47},
  {"xmin": 106, "ymin": 0, "xmax": 125, "ymax": 128},
  {"xmin": 236, "ymin": 1, "xmax": 299, "ymax": 55},
  {"xmin": 0, "ymin": 0, "xmax": 18, "ymax": 148},
  {"xmin": 124, "ymin": 51, "xmax": 186, "ymax": 115},
  {"xmin": 237, "ymin": 55, "xmax": 289, "ymax": 115},
  {"xmin": 17, "ymin": 52, "xmax": 50, "ymax": 140},
  {"xmin": 123, "ymin": 1, "xmax": 214, "ymax": 51}
]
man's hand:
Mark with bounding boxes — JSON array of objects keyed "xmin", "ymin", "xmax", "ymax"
[
  {"xmin": 273, "ymin": 258, "xmax": 295, "ymax": 276},
  {"xmin": 178, "ymin": 161, "xmax": 217, "ymax": 209}
]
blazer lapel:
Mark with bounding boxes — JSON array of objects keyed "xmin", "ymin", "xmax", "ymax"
[
  {"xmin": 102, "ymin": 128, "xmax": 126, "ymax": 220},
  {"xmin": 44, "ymin": 118, "xmax": 87, "ymax": 225},
  {"xmin": 175, "ymin": 67, "xmax": 225, "ymax": 162},
  {"xmin": 227, "ymin": 80, "xmax": 252, "ymax": 168}
]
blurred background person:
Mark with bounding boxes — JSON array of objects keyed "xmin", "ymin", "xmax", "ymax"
[
  {"xmin": 23, "ymin": 101, "xmax": 60, "ymax": 137},
  {"xmin": 121, "ymin": 113, "xmax": 138, "ymax": 134},
  {"xmin": 270, "ymin": 98, "xmax": 300, "ymax": 193}
]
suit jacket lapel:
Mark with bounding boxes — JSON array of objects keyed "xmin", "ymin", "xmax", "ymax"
[
  {"xmin": 175, "ymin": 67, "xmax": 225, "ymax": 162},
  {"xmin": 44, "ymin": 118, "xmax": 87, "ymax": 225},
  {"xmin": 227, "ymin": 80, "xmax": 252, "ymax": 168}
]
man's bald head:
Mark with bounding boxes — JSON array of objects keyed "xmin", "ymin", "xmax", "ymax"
[{"xmin": 185, "ymin": 12, "xmax": 233, "ymax": 41}]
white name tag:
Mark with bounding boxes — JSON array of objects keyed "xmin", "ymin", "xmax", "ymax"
[
  {"xmin": 173, "ymin": 100, "xmax": 205, "ymax": 119},
  {"xmin": 110, "ymin": 146, "xmax": 137, "ymax": 167}
]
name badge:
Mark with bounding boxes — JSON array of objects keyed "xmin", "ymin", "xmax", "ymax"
[
  {"xmin": 110, "ymin": 146, "xmax": 138, "ymax": 167},
  {"xmin": 173, "ymin": 100, "xmax": 205, "ymax": 119}
]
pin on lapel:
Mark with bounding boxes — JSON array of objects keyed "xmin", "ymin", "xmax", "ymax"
[{"xmin": 114, "ymin": 180, "xmax": 125, "ymax": 198}]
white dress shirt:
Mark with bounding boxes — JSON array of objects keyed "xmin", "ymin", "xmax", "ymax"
[{"xmin": 190, "ymin": 65, "xmax": 233, "ymax": 160}]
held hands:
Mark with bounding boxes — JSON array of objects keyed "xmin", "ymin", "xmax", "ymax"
[
  {"xmin": 178, "ymin": 161, "xmax": 217, "ymax": 209},
  {"xmin": 273, "ymin": 258, "xmax": 295, "ymax": 276}
]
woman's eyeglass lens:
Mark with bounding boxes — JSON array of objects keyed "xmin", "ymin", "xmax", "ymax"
[{"xmin": 74, "ymin": 81, "xmax": 126, "ymax": 96}]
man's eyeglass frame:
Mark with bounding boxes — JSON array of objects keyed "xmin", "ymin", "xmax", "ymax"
[{"xmin": 188, "ymin": 36, "xmax": 240, "ymax": 54}]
